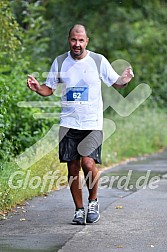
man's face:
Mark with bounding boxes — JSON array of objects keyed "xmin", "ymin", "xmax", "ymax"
[{"xmin": 68, "ymin": 30, "xmax": 89, "ymax": 59}]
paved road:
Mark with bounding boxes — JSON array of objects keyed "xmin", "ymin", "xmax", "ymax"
[{"xmin": 0, "ymin": 150, "xmax": 167, "ymax": 252}]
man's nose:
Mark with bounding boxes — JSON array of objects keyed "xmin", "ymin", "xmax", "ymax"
[{"xmin": 75, "ymin": 40, "xmax": 80, "ymax": 47}]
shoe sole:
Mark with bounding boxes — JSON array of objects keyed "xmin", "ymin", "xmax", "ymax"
[{"xmin": 72, "ymin": 220, "xmax": 86, "ymax": 225}]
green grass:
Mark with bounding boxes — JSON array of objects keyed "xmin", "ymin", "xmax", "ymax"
[
  {"xmin": 0, "ymin": 107, "xmax": 167, "ymax": 212},
  {"xmin": 102, "ymin": 107, "xmax": 167, "ymax": 166},
  {"xmin": 0, "ymin": 148, "xmax": 67, "ymax": 212}
]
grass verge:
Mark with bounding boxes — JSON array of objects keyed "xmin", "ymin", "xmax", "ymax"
[
  {"xmin": 0, "ymin": 148, "xmax": 67, "ymax": 214},
  {"xmin": 102, "ymin": 107, "xmax": 167, "ymax": 165}
]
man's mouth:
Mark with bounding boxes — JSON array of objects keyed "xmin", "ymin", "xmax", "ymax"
[
  {"xmin": 71, "ymin": 47, "xmax": 83, "ymax": 57},
  {"xmin": 73, "ymin": 47, "xmax": 81, "ymax": 52}
]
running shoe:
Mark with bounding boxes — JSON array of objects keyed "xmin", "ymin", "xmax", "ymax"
[
  {"xmin": 86, "ymin": 200, "xmax": 100, "ymax": 223},
  {"xmin": 72, "ymin": 208, "xmax": 86, "ymax": 225}
]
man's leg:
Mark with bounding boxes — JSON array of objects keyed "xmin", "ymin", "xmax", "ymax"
[
  {"xmin": 68, "ymin": 160, "xmax": 86, "ymax": 224},
  {"xmin": 67, "ymin": 160, "xmax": 83, "ymax": 209},
  {"xmin": 81, "ymin": 157, "xmax": 99, "ymax": 200},
  {"xmin": 81, "ymin": 156, "xmax": 100, "ymax": 223}
]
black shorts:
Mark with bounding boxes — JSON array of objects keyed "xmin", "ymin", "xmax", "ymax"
[{"xmin": 59, "ymin": 126, "xmax": 103, "ymax": 164}]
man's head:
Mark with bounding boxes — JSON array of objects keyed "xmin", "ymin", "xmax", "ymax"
[{"xmin": 68, "ymin": 24, "xmax": 89, "ymax": 59}]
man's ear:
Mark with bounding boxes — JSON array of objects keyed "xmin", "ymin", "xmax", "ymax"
[{"xmin": 86, "ymin": 37, "xmax": 89, "ymax": 46}]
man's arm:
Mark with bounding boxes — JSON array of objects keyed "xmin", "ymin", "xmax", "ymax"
[
  {"xmin": 113, "ymin": 67, "xmax": 134, "ymax": 89},
  {"xmin": 27, "ymin": 75, "xmax": 53, "ymax": 96}
]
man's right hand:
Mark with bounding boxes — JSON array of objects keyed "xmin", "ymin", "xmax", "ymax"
[
  {"xmin": 27, "ymin": 75, "xmax": 53, "ymax": 96},
  {"xmin": 27, "ymin": 75, "xmax": 41, "ymax": 92}
]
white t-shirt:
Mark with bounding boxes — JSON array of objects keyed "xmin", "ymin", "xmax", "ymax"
[{"xmin": 45, "ymin": 50, "xmax": 119, "ymax": 130}]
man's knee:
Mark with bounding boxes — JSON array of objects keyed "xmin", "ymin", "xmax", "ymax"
[{"xmin": 81, "ymin": 157, "xmax": 96, "ymax": 172}]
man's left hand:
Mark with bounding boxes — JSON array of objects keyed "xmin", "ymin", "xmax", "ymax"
[{"xmin": 121, "ymin": 67, "xmax": 134, "ymax": 84}]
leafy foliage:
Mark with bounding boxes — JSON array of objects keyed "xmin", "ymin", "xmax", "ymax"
[
  {"xmin": 1, "ymin": 0, "xmax": 167, "ymax": 159},
  {"xmin": 42, "ymin": 0, "xmax": 167, "ymax": 106},
  {"xmin": 0, "ymin": 1, "xmax": 53, "ymax": 160}
]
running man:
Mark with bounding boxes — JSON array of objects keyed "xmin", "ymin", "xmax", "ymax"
[{"xmin": 27, "ymin": 24, "xmax": 134, "ymax": 225}]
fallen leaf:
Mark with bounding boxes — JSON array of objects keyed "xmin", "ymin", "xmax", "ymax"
[
  {"xmin": 20, "ymin": 218, "xmax": 26, "ymax": 221},
  {"xmin": 116, "ymin": 206, "xmax": 123, "ymax": 209},
  {"xmin": 116, "ymin": 245, "xmax": 124, "ymax": 248}
]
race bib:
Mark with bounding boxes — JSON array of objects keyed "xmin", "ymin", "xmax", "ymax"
[{"xmin": 66, "ymin": 87, "xmax": 88, "ymax": 104}]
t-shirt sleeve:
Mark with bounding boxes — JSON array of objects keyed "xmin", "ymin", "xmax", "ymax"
[
  {"xmin": 100, "ymin": 56, "xmax": 120, "ymax": 87},
  {"xmin": 45, "ymin": 58, "xmax": 59, "ymax": 90}
]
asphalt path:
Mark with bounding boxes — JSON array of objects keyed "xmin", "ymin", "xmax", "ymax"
[{"xmin": 0, "ymin": 149, "xmax": 167, "ymax": 252}]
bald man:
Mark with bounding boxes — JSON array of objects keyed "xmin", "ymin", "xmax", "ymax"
[{"xmin": 27, "ymin": 24, "xmax": 134, "ymax": 225}]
